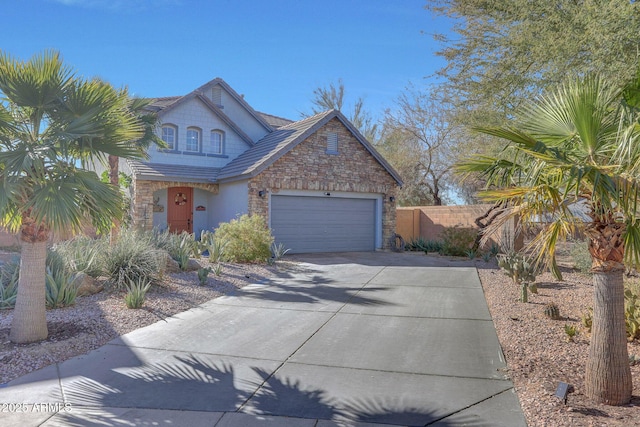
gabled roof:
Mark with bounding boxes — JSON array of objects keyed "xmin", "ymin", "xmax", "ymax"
[
  {"xmin": 193, "ymin": 78, "xmax": 274, "ymax": 133},
  {"xmin": 147, "ymin": 92, "xmax": 255, "ymax": 147},
  {"xmin": 146, "ymin": 77, "xmax": 276, "ymax": 146},
  {"xmin": 217, "ymin": 109, "xmax": 403, "ymax": 185},
  {"xmin": 258, "ymin": 111, "xmax": 294, "ymax": 128},
  {"xmin": 128, "ymin": 160, "xmax": 220, "ymax": 183}
]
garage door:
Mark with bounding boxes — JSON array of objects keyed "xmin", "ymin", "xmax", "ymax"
[{"xmin": 271, "ymin": 195, "xmax": 376, "ymax": 253}]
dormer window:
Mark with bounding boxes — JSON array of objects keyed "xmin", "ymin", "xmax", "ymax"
[
  {"xmin": 210, "ymin": 130, "xmax": 224, "ymax": 154},
  {"xmin": 326, "ymin": 132, "xmax": 338, "ymax": 154},
  {"xmin": 161, "ymin": 125, "xmax": 177, "ymax": 150},
  {"xmin": 211, "ymin": 86, "xmax": 222, "ymax": 107},
  {"xmin": 186, "ymin": 127, "xmax": 201, "ymax": 152}
]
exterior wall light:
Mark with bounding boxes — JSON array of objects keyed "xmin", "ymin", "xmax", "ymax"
[
  {"xmin": 258, "ymin": 190, "xmax": 266, "ymax": 198},
  {"xmin": 389, "ymin": 196, "xmax": 395, "ymax": 203}
]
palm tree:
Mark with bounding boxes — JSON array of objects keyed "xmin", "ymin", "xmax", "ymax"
[
  {"xmin": 107, "ymin": 97, "xmax": 165, "ymax": 241},
  {"xmin": 457, "ymin": 75, "xmax": 639, "ymax": 405},
  {"xmin": 0, "ymin": 51, "xmax": 145, "ymax": 343}
]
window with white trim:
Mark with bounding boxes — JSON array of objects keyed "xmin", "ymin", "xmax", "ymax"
[
  {"xmin": 326, "ymin": 132, "xmax": 338, "ymax": 154},
  {"xmin": 210, "ymin": 130, "xmax": 224, "ymax": 154},
  {"xmin": 186, "ymin": 127, "xmax": 201, "ymax": 152},
  {"xmin": 161, "ymin": 125, "xmax": 177, "ymax": 150}
]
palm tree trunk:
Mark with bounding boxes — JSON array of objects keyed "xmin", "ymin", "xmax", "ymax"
[
  {"xmin": 9, "ymin": 240, "xmax": 48, "ymax": 343},
  {"xmin": 109, "ymin": 154, "xmax": 120, "ymax": 243},
  {"xmin": 585, "ymin": 268, "xmax": 632, "ymax": 405}
]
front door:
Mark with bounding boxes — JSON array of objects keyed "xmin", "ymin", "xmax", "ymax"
[{"xmin": 167, "ymin": 187, "xmax": 193, "ymax": 233}]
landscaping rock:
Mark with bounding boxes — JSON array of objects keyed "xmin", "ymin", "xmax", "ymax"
[
  {"xmin": 186, "ymin": 259, "xmax": 202, "ymax": 271},
  {"xmin": 164, "ymin": 252, "xmax": 181, "ymax": 273},
  {"xmin": 74, "ymin": 272, "xmax": 104, "ymax": 296}
]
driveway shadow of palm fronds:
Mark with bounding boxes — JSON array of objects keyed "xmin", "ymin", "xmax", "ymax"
[
  {"xmin": 246, "ymin": 367, "xmax": 338, "ymax": 420},
  {"xmin": 335, "ymin": 396, "xmax": 492, "ymax": 427},
  {"xmin": 59, "ymin": 354, "xmax": 251, "ymax": 411}
]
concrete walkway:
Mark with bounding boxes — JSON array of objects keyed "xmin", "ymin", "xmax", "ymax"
[{"xmin": 0, "ymin": 252, "xmax": 527, "ymax": 427}]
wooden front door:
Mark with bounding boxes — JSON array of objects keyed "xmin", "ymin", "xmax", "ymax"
[{"xmin": 167, "ymin": 187, "xmax": 193, "ymax": 233}]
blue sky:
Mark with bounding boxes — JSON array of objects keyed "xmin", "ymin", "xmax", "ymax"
[{"xmin": 3, "ymin": 0, "xmax": 450, "ymax": 121}]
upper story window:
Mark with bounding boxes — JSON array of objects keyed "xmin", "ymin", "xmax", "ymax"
[
  {"xmin": 210, "ymin": 130, "xmax": 224, "ymax": 154},
  {"xmin": 161, "ymin": 125, "xmax": 177, "ymax": 150},
  {"xmin": 326, "ymin": 132, "xmax": 338, "ymax": 154},
  {"xmin": 186, "ymin": 127, "xmax": 201, "ymax": 152}
]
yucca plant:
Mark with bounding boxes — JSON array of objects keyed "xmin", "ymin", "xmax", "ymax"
[
  {"xmin": 201, "ymin": 230, "xmax": 228, "ymax": 263},
  {"xmin": 270, "ymin": 242, "xmax": 291, "ymax": 262},
  {"xmin": 104, "ymin": 230, "xmax": 164, "ymax": 289},
  {"xmin": 0, "ymin": 261, "xmax": 19, "ymax": 309},
  {"xmin": 52, "ymin": 237, "xmax": 106, "ymax": 278},
  {"xmin": 124, "ymin": 277, "xmax": 152, "ymax": 309},
  {"xmin": 212, "ymin": 263, "xmax": 223, "ymax": 276}
]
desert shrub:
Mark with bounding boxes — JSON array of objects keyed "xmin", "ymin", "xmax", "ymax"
[
  {"xmin": 152, "ymin": 229, "xmax": 200, "ymax": 269},
  {"xmin": 200, "ymin": 231, "xmax": 227, "ymax": 262},
  {"xmin": 213, "ymin": 214, "xmax": 273, "ymax": 263},
  {"xmin": 569, "ymin": 239, "xmax": 592, "ymax": 274},
  {"xmin": 407, "ymin": 237, "xmax": 428, "ymax": 251},
  {"xmin": 45, "ymin": 268, "xmax": 79, "ymax": 308},
  {"xmin": 124, "ymin": 277, "xmax": 152, "ymax": 309},
  {"xmin": 0, "ymin": 260, "xmax": 19, "ymax": 309},
  {"xmin": 51, "ymin": 237, "xmax": 107, "ymax": 278},
  {"xmin": 168, "ymin": 232, "xmax": 194, "ymax": 270},
  {"xmin": 439, "ymin": 225, "xmax": 477, "ymax": 257},
  {"xmin": 45, "ymin": 249, "xmax": 80, "ymax": 308},
  {"xmin": 104, "ymin": 230, "xmax": 164, "ymax": 289},
  {"xmin": 270, "ymin": 242, "xmax": 291, "ymax": 264},
  {"xmin": 407, "ymin": 237, "xmax": 443, "ymax": 253}
]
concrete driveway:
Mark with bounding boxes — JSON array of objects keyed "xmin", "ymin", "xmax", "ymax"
[{"xmin": 0, "ymin": 252, "xmax": 526, "ymax": 427}]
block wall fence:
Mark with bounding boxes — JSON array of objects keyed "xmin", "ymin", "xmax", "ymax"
[{"xmin": 396, "ymin": 205, "xmax": 523, "ymax": 250}]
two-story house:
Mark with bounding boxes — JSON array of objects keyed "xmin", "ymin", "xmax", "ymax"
[{"xmin": 120, "ymin": 78, "xmax": 402, "ymax": 253}]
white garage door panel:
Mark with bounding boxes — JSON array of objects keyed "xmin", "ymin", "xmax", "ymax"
[{"xmin": 271, "ymin": 195, "xmax": 376, "ymax": 253}]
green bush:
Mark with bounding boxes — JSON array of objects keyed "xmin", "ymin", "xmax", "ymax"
[
  {"xmin": 104, "ymin": 229, "xmax": 165, "ymax": 289},
  {"xmin": 52, "ymin": 236, "xmax": 106, "ymax": 278},
  {"xmin": 439, "ymin": 225, "xmax": 477, "ymax": 257},
  {"xmin": 214, "ymin": 214, "xmax": 274, "ymax": 263},
  {"xmin": 0, "ymin": 261, "xmax": 19, "ymax": 309},
  {"xmin": 570, "ymin": 239, "xmax": 592, "ymax": 274}
]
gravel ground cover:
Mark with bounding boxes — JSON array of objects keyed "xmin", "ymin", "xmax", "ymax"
[{"xmin": 476, "ymin": 259, "xmax": 640, "ymax": 427}]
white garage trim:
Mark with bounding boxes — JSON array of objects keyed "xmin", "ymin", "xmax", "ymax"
[{"xmin": 268, "ymin": 190, "xmax": 383, "ymax": 252}]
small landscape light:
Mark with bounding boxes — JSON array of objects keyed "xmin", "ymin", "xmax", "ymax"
[
  {"xmin": 555, "ymin": 382, "xmax": 573, "ymax": 404},
  {"xmin": 325, "ymin": 192, "xmax": 331, "ymax": 196}
]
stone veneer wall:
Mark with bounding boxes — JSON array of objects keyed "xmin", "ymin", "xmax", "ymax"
[
  {"xmin": 248, "ymin": 117, "xmax": 399, "ymax": 249},
  {"xmin": 131, "ymin": 179, "xmax": 218, "ymax": 230}
]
